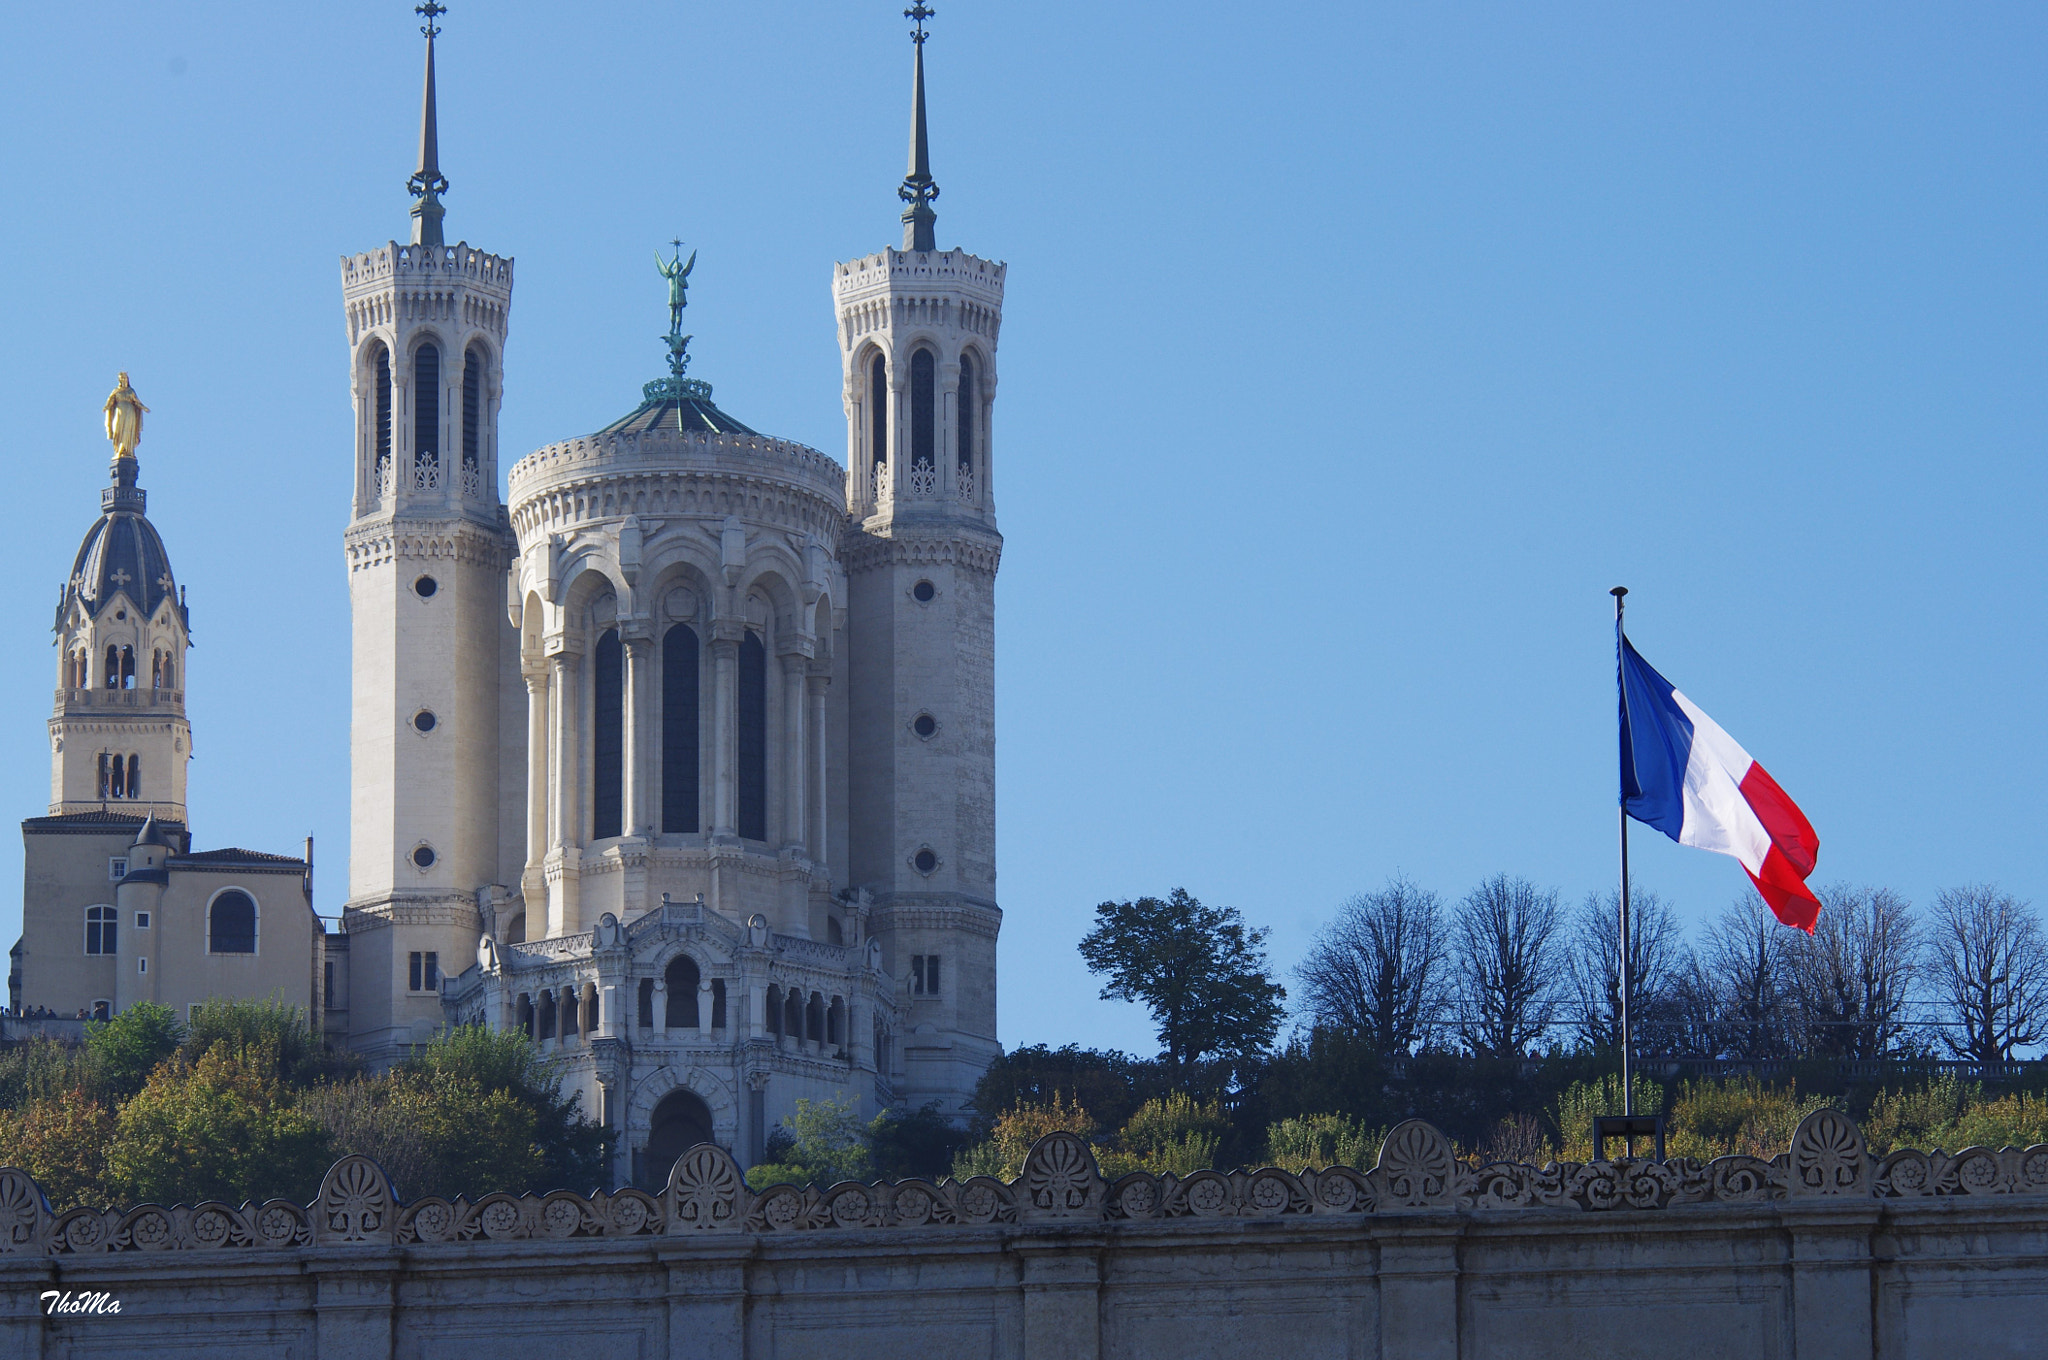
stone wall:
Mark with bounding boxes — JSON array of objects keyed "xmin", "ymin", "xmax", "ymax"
[{"xmin": 4, "ymin": 1111, "xmax": 2046, "ymax": 1359}]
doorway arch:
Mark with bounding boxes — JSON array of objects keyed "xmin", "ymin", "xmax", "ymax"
[{"xmin": 643, "ymin": 1088, "xmax": 715, "ymax": 1187}]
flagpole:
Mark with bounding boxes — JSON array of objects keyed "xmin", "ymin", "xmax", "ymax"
[{"xmin": 1611, "ymin": 586, "xmax": 1634, "ymax": 1119}]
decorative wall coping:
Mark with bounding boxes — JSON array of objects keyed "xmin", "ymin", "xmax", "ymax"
[{"xmin": 4, "ymin": 1111, "xmax": 2044, "ymax": 1258}]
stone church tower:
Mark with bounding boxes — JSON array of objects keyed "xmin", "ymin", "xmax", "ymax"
[
  {"xmin": 837, "ymin": 5, "xmax": 1006, "ymax": 1115},
  {"xmin": 49, "ymin": 412, "xmax": 192, "ymax": 824},
  {"xmin": 337, "ymin": 5, "xmax": 519, "ymax": 1062}
]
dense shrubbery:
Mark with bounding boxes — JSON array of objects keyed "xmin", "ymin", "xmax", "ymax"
[{"xmin": 0, "ymin": 1000, "xmax": 609, "ymax": 1210}]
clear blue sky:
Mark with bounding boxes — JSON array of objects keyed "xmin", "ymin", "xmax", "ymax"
[{"xmin": 0, "ymin": 3, "xmax": 2041, "ymax": 1055}]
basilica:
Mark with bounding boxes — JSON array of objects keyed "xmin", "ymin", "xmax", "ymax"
[{"xmin": 11, "ymin": 10, "xmax": 1004, "ymax": 1185}]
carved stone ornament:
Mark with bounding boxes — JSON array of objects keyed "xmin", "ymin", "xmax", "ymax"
[
  {"xmin": 1020, "ymin": 1132, "xmax": 1104, "ymax": 1221},
  {"xmin": 666, "ymin": 1143, "xmax": 743, "ymax": 1231},
  {"xmin": 1375, "ymin": 1119, "xmax": 1461, "ymax": 1209},
  {"xmin": 0, "ymin": 1169, "xmax": 50, "ymax": 1254},
  {"xmin": 1788, "ymin": 1109, "xmax": 1871, "ymax": 1197},
  {"xmin": 316, "ymin": 1155, "xmax": 397, "ymax": 1244}
]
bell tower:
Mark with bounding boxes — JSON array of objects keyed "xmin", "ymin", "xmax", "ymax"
[
  {"xmin": 838, "ymin": 6, "xmax": 1006, "ymax": 1118},
  {"xmin": 339, "ymin": 2, "xmax": 518, "ymax": 1062},
  {"xmin": 50, "ymin": 374, "xmax": 192, "ymax": 825}
]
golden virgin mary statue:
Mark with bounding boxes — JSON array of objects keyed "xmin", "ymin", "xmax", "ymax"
[{"xmin": 103, "ymin": 372, "xmax": 149, "ymax": 459}]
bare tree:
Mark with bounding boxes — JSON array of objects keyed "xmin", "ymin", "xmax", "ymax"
[
  {"xmin": 1565, "ymin": 888, "xmax": 1685, "ymax": 1054},
  {"xmin": 1451, "ymin": 875, "xmax": 1565, "ymax": 1057},
  {"xmin": 1697, "ymin": 893, "xmax": 1796, "ymax": 1059},
  {"xmin": 1926, "ymin": 884, "xmax": 2048, "ymax": 1064},
  {"xmin": 1786, "ymin": 885, "xmax": 1919, "ymax": 1059},
  {"xmin": 1296, "ymin": 877, "xmax": 1447, "ymax": 1055}
]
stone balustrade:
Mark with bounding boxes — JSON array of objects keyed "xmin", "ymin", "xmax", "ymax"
[{"xmin": 4, "ymin": 1112, "xmax": 2045, "ymax": 1357}]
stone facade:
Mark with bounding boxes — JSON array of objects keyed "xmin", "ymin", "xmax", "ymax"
[{"xmin": 5, "ymin": 1112, "xmax": 2047, "ymax": 1358}]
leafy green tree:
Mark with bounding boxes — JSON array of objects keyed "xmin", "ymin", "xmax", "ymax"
[
  {"xmin": 84, "ymin": 1001, "xmax": 183, "ymax": 1102},
  {"xmin": 0, "ymin": 1092, "xmax": 117, "ymax": 1209},
  {"xmin": 404, "ymin": 1025, "xmax": 608, "ymax": 1192},
  {"xmin": 0, "ymin": 1037, "xmax": 88, "ymax": 1112},
  {"xmin": 182, "ymin": 997, "xmax": 353, "ymax": 1087},
  {"xmin": 1104, "ymin": 1093, "xmax": 1231, "ymax": 1176},
  {"xmin": 745, "ymin": 1095, "xmax": 877, "ymax": 1191},
  {"xmin": 1078, "ymin": 888, "xmax": 1286, "ymax": 1072},
  {"xmin": 868, "ymin": 1102, "xmax": 972, "ymax": 1181},
  {"xmin": 105, "ymin": 1042, "xmax": 331, "ymax": 1205}
]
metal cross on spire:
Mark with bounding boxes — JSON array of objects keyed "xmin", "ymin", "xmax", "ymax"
[
  {"xmin": 898, "ymin": 4, "xmax": 939, "ymax": 250},
  {"xmin": 408, "ymin": 2, "xmax": 450, "ymax": 246}
]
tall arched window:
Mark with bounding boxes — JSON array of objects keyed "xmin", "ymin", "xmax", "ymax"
[
  {"xmin": 108, "ymin": 753, "xmax": 125, "ymax": 799},
  {"xmin": 96, "ymin": 753, "xmax": 109, "ymax": 799},
  {"xmin": 910, "ymin": 348, "xmax": 937, "ymax": 470},
  {"xmin": 104, "ymin": 646, "xmax": 119, "ymax": 689},
  {"xmin": 664, "ymin": 955, "xmax": 701, "ymax": 1029},
  {"xmin": 413, "ymin": 343, "xmax": 441, "ymax": 472},
  {"xmin": 591, "ymin": 628, "xmax": 624, "ymax": 840},
  {"xmin": 126, "ymin": 755, "xmax": 139, "ymax": 801},
  {"xmin": 869, "ymin": 353, "xmax": 889, "ymax": 470},
  {"xmin": 737, "ymin": 632, "xmax": 767, "ymax": 841},
  {"xmin": 151, "ymin": 650, "xmax": 161, "ymax": 688},
  {"xmin": 209, "ymin": 891, "xmax": 257, "ymax": 954},
  {"xmin": 85, "ymin": 905, "xmax": 116, "ymax": 956},
  {"xmin": 959, "ymin": 352, "xmax": 979, "ymax": 480},
  {"xmin": 462, "ymin": 344, "xmax": 483, "ymax": 472},
  {"xmin": 373, "ymin": 345, "xmax": 393, "ymax": 474},
  {"xmin": 161, "ymin": 654, "xmax": 174, "ymax": 689},
  {"xmin": 638, "ymin": 978, "xmax": 655, "ymax": 1028},
  {"xmin": 661, "ymin": 623, "xmax": 700, "ymax": 833},
  {"xmin": 120, "ymin": 647, "xmax": 134, "ymax": 689}
]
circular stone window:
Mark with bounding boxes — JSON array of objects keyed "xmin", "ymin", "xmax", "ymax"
[
  {"xmin": 414, "ymin": 575, "xmax": 438, "ymax": 598},
  {"xmin": 912, "ymin": 579, "xmax": 935, "ymax": 603},
  {"xmin": 912, "ymin": 713, "xmax": 937, "ymax": 739},
  {"xmin": 413, "ymin": 710, "xmax": 437, "ymax": 733},
  {"xmin": 913, "ymin": 849, "xmax": 937, "ymax": 874},
  {"xmin": 412, "ymin": 845, "xmax": 437, "ymax": 869}
]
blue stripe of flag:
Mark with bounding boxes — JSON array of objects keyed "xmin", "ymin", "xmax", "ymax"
[{"xmin": 1619, "ymin": 635, "xmax": 1693, "ymax": 841}]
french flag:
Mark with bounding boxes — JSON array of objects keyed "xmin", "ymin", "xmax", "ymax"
[{"xmin": 1619, "ymin": 637, "xmax": 1822, "ymax": 933}]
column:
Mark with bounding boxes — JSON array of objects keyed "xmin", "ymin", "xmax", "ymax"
[
  {"xmin": 622, "ymin": 634, "xmax": 653, "ymax": 836},
  {"xmin": 781, "ymin": 654, "xmax": 808, "ymax": 854},
  {"xmin": 710, "ymin": 628, "xmax": 740, "ymax": 838},
  {"xmin": 547, "ymin": 650, "xmax": 581, "ymax": 938},
  {"xmin": 808, "ymin": 671, "xmax": 829, "ymax": 865},
  {"xmin": 523, "ymin": 668, "xmax": 549, "ymax": 891}
]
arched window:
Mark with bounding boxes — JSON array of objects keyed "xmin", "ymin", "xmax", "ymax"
[
  {"xmin": 959, "ymin": 352, "xmax": 979, "ymax": 478},
  {"xmin": 784, "ymin": 989, "xmax": 803, "ymax": 1040},
  {"xmin": 160, "ymin": 655, "xmax": 174, "ymax": 689},
  {"xmin": 108, "ymin": 754, "xmax": 125, "ymax": 800},
  {"xmin": 151, "ymin": 650, "xmax": 161, "ymax": 688},
  {"xmin": 869, "ymin": 353, "xmax": 889, "ymax": 469},
  {"xmin": 638, "ymin": 978, "xmax": 655, "ymax": 1028},
  {"xmin": 208, "ymin": 891, "xmax": 257, "ymax": 954},
  {"xmin": 737, "ymin": 632, "xmax": 767, "ymax": 840},
  {"xmin": 910, "ymin": 348, "xmax": 936, "ymax": 470},
  {"xmin": 96, "ymin": 753, "xmax": 109, "ymax": 800},
  {"xmin": 413, "ymin": 343, "xmax": 441, "ymax": 471},
  {"xmin": 591, "ymin": 628, "xmax": 624, "ymax": 840},
  {"xmin": 562, "ymin": 987, "xmax": 578, "ymax": 1036},
  {"xmin": 661, "ymin": 624, "xmax": 701, "ymax": 833},
  {"xmin": 962, "ymin": 352, "xmax": 978, "ymax": 475},
  {"xmin": 710, "ymin": 978, "xmax": 726, "ymax": 1029},
  {"xmin": 104, "ymin": 646, "xmax": 119, "ymax": 689},
  {"xmin": 664, "ymin": 955, "xmax": 701, "ymax": 1029},
  {"xmin": 120, "ymin": 647, "xmax": 134, "ymax": 689},
  {"xmin": 373, "ymin": 345, "xmax": 393, "ymax": 472},
  {"xmin": 517, "ymin": 993, "xmax": 534, "ymax": 1038},
  {"xmin": 807, "ymin": 992, "xmax": 824, "ymax": 1043},
  {"xmin": 537, "ymin": 990, "xmax": 556, "ymax": 1041},
  {"xmin": 765, "ymin": 984, "xmax": 783, "ymax": 1037},
  {"xmin": 643, "ymin": 1089, "xmax": 714, "ymax": 1187},
  {"xmin": 85, "ymin": 905, "xmax": 116, "ymax": 956},
  {"xmin": 462, "ymin": 345, "xmax": 483, "ymax": 471},
  {"xmin": 126, "ymin": 755, "xmax": 139, "ymax": 801}
]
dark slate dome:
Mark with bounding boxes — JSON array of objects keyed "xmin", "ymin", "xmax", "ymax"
[
  {"xmin": 62, "ymin": 465, "xmax": 183, "ymax": 624},
  {"xmin": 596, "ymin": 375, "xmax": 756, "ymax": 438}
]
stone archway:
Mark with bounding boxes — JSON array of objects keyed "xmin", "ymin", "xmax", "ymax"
[{"xmin": 642, "ymin": 1088, "xmax": 715, "ymax": 1189}]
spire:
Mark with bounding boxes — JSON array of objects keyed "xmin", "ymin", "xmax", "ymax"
[
  {"xmin": 407, "ymin": 2, "xmax": 450, "ymax": 248},
  {"xmin": 898, "ymin": 4, "xmax": 939, "ymax": 252}
]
